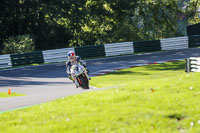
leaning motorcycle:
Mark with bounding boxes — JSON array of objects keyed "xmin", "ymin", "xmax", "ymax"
[{"xmin": 70, "ymin": 63, "xmax": 90, "ymax": 89}]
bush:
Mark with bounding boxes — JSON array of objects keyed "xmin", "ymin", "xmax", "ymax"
[{"xmin": 2, "ymin": 35, "xmax": 35, "ymax": 54}]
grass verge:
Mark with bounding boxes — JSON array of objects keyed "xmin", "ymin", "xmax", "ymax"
[
  {"xmin": 1, "ymin": 60, "xmax": 200, "ymax": 133},
  {"xmin": 0, "ymin": 93, "xmax": 25, "ymax": 98}
]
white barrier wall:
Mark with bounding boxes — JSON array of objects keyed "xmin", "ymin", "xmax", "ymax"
[
  {"xmin": 0, "ymin": 54, "xmax": 12, "ymax": 69},
  {"xmin": 189, "ymin": 57, "xmax": 200, "ymax": 72},
  {"xmin": 104, "ymin": 42, "xmax": 134, "ymax": 56},
  {"xmin": 0, "ymin": 36, "xmax": 194, "ymax": 69},
  {"xmin": 160, "ymin": 36, "xmax": 189, "ymax": 50},
  {"xmin": 42, "ymin": 48, "xmax": 74, "ymax": 63}
]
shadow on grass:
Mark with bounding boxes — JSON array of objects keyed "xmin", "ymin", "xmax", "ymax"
[
  {"xmin": 103, "ymin": 61, "xmax": 184, "ymax": 76},
  {"xmin": 167, "ymin": 113, "xmax": 185, "ymax": 121},
  {"xmin": 106, "ymin": 71, "xmax": 149, "ymax": 75},
  {"xmin": 144, "ymin": 61, "xmax": 184, "ymax": 71}
]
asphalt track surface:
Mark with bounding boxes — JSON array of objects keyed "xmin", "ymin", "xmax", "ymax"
[{"xmin": 0, "ymin": 48, "xmax": 200, "ymax": 112}]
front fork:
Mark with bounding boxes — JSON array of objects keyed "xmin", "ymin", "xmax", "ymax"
[
  {"xmin": 73, "ymin": 77, "xmax": 80, "ymax": 87},
  {"xmin": 84, "ymin": 70, "xmax": 90, "ymax": 81}
]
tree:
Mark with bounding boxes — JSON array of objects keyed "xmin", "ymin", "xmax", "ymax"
[
  {"xmin": 2, "ymin": 35, "xmax": 35, "ymax": 54},
  {"xmin": 0, "ymin": 0, "xmax": 200, "ymax": 55}
]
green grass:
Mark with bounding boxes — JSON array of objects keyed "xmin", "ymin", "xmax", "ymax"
[
  {"xmin": 0, "ymin": 93, "xmax": 25, "ymax": 98},
  {"xmin": 1, "ymin": 60, "xmax": 200, "ymax": 133}
]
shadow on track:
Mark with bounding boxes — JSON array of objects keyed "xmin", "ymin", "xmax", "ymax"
[{"xmin": 0, "ymin": 78, "xmax": 71, "ymax": 87}]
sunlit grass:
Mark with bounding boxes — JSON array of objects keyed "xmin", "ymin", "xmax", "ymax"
[
  {"xmin": 0, "ymin": 92, "xmax": 25, "ymax": 98},
  {"xmin": 91, "ymin": 60, "xmax": 186, "ymax": 88},
  {"xmin": 1, "ymin": 60, "xmax": 200, "ymax": 133}
]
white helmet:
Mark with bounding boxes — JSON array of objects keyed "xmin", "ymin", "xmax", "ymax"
[{"xmin": 67, "ymin": 51, "xmax": 76, "ymax": 61}]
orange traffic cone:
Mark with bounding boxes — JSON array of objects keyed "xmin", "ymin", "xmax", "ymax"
[{"xmin": 8, "ymin": 88, "xmax": 11, "ymax": 95}]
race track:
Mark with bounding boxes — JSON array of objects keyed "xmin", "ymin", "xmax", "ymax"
[{"xmin": 1, "ymin": 48, "xmax": 200, "ymax": 112}]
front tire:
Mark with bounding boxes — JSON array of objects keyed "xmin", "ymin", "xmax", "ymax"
[{"xmin": 79, "ymin": 75, "xmax": 89, "ymax": 89}]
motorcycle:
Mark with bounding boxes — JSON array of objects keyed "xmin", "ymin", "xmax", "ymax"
[{"xmin": 70, "ymin": 62, "xmax": 90, "ymax": 89}]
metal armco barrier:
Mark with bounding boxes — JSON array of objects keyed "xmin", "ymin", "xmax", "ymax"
[
  {"xmin": 185, "ymin": 57, "xmax": 200, "ymax": 73},
  {"xmin": 161, "ymin": 36, "xmax": 188, "ymax": 50},
  {"xmin": 104, "ymin": 42, "xmax": 133, "ymax": 56},
  {"xmin": 0, "ymin": 54, "xmax": 12, "ymax": 68},
  {"xmin": 10, "ymin": 51, "xmax": 44, "ymax": 66},
  {"xmin": 0, "ymin": 35, "xmax": 199, "ymax": 69},
  {"xmin": 42, "ymin": 48, "xmax": 74, "ymax": 63},
  {"xmin": 134, "ymin": 40, "xmax": 161, "ymax": 53},
  {"xmin": 189, "ymin": 35, "xmax": 200, "ymax": 48},
  {"xmin": 75, "ymin": 45, "xmax": 105, "ymax": 58}
]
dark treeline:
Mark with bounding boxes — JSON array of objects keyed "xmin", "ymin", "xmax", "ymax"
[{"xmin": 0, "ymin": 0, "xmax": 199, "ymax": 54}]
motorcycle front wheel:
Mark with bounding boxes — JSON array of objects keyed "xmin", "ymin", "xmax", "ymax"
[{"xmin": 78, "ymin": 75, "xmax": 89, "ymax": 89}]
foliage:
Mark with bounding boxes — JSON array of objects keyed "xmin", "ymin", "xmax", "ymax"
[
  {"xmin": 1, "ymin": 61, "xmax": 200, "ymax": 132},
  {"xmin": 2, "ymin": 35, "xmax": 35, "ymax": 54},
  {"xmin": 187, "ymin": 0, "xmax": 200, "ymax": 24},
  {"xmin": 0, "ymin": 0, "xmax": 199, "ymax": 54}
]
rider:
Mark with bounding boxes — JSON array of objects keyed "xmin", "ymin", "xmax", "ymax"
[{"xmin": 66, "ymin": 51, "xmax": 89, "ymax": 81}]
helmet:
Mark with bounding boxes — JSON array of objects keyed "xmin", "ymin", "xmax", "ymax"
[{"xmin": 67, "ymin": 51, "xmax": 76, "ymax": 61}]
